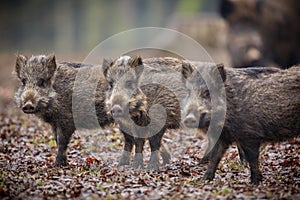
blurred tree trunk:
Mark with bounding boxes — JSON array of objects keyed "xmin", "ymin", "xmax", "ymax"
[{"xmin": 54, "ymin": 0, "xmax": 75, "ymax": 52}]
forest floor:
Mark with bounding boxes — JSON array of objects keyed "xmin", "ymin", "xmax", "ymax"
[{"xmin": 0, "ymin": 102, "xmax": 299, "ymax": 199}]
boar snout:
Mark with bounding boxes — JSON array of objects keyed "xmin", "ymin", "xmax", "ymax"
[
  {"xmin": 111, "ymin": 104, "xmax": 124, "ymax": 117},
  {"xmin": 22, "ymin": 101, "xmax": 36, "ymax": 114},
  {"xmin": 183, "ymin": 113, "xmax": 198, "ymax": 128}
]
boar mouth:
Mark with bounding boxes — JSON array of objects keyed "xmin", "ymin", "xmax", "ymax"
[
  {"xmin": 183, "ymin": 112, "xmax": 210, "ymax": 129},
  {"xmin": 23, "ymin": 109, "xmax": 37, "ymax": 114}
]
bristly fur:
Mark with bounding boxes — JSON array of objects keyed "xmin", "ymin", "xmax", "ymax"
[
  {"xmin": 103, "ymin": 56, "xmax": 186, "ymax": 169},
  {"xmin": 220, "ymin": 0, "xmax": 300, "ymax": 68},
  {"xmin": 182, "ymin": 62, "xmax": 300, "ymax": 184},
  {"xmin": 129, "ymin": 90, "xmax": 149, "ymax": 125},
  {"xmin": 14, "ymin": 54, "xmax": 113, "ymax": 167}
]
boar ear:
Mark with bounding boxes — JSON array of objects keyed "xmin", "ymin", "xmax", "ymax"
[
  {"xmin": 219, "ymin": 0, "xmax": 235, "ymax": 19},
  {"xmin": 45, "ymin": 53, "xmax": 57, "ymax": 77},
  {"xmin": 214, "ymin": 63, "xmax": 226, "ymax": 82},
  {"xmin": 102, "ymin": 58, "xmax": 113, "ymax": 77},
  {"xmin": 181, "ymin": 62, "xmax": 194, "ymax": 80},
  {"xmin": 255, "ymin": 0, "xmax": 264, "ymax": 14},
  {"xmin": 131, "ymin": 56, "xmax": 144, "ymax": 77},
  {"xmin": 131, "ymin": 56, "xmax": 143, "ymax": 68},
  {"xmin": 15, "ymin": 54, "xmax": 27, "ymax": 78}
]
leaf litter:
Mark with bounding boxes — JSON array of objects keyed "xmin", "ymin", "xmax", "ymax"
[{"xmin": 0, "ymin": 105, "xmax": 299, "ymax": 199}]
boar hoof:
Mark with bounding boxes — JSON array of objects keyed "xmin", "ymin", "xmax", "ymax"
[
  {"xmin": 161, "ymin": 152, "xmax": 171, "ymax": 165},
  {"xmin": 148, "ymin": 152, "xmax": 160, "ymax": 170},
  {"xmin": 199, "ymin": 155, "xmax": 209, "ymax": 165},
  {"xmin": 118, "ymin": 152, "xmax": 130, "ymax": 166},
  {"xmin": 132, "ymin": 154, "xmax": 143, "ymax": 169},
  {"xmin": 147, "ymin": 162, "xmax": 160, "ymax": 170},
  {"xmin": 202, "ymin": 171, "xmax": 215, "ymax": 182},
  {"xmin": 55, "ymin": 156, "xmax": 67, "ymax": 167},
  {"xmin": 251, "ymin": 171, "xmax": 263, "ymax": 185},
  {"xmin": 118, "ymin": 159, "xmax": 130, "ymax": 166},
  {"xmin": 148, "ymin": 156, "xmax": 160, "ymax": 170}
]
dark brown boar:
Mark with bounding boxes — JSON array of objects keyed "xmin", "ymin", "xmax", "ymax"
[
  {"xmin": 181, "ymin": 62, "xmax": 299, "ymax": 184},
  {"xmin": 182, "ymin": 61, "xmax": 258, "ymax": 164},
  {"xmin": 14, "ymin": 54, "xmax": 112, "ymax": 166},
  {"xmin": 220, "ymin": 0, "xmax": 300, "ymax": 68},
  {"xmin": 220, "ymin": 0, "xmax": 268, "ymax": 68},
  {"xmin": 225, "ymin": 20, "xmax": 268, "ymax": 68},
  {"xmin": 103, "ymin": 56, "xmax": 186, "ymax": 169}
]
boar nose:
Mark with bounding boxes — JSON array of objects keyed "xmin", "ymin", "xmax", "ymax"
[
  {"xmin": 183, "ymin": 113, "xmax": 197, "ymax": 128},
  {"xmin": 111, "ymin": 105, "xmax": 124, "ymax": 117},
  {"xmin": 247, "ymin": 47, "xmax": 261, "ymax": 63},
  {"xmin": 22, "ymin": 101, "xmax": 35, "ymax": 113}
]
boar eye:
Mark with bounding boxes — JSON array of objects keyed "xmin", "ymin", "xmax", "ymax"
[
  {"xmin": 108, "ymin": 79, "xmax": 114, "ymax": 90},
  {"xmin": 125, "ymin": 80, "xmax": 136, "ymax": 90},
  {"xmin": 21, "ymin": 78, "xmax": 26, "ymax": 86},
  {"xmin": 37, "ymin": 78, "xmax": 47, "ymax": 88},
  {"xmin": 202, "ymin": 90, "xmax": 210, "ymax": 97}
]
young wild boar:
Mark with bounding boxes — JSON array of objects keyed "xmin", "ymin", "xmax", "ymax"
[
  {"xmin": 182, "ymin": 62, "xmax": 246, "ymax": 164},
  {"xmin": 181, "ymin": 62, "xmax": 299, "ymax": 184},
  {"xmin": 14, "ymin": 54, "xmax": 112, "ymax": 166},
  {"xmin": 103, "ymin": 56, "xmax": 186, "ymax": 169}
]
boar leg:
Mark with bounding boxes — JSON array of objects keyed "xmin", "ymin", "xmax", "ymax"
[
  {"xmin": 200, "ymin": 139, "xmax": 214, "ymax": 164},
  {"xmin": 200, "ymin": 152, "xmax": 210, "ymax": 164},
  {"xmin": 200, "ymin": 135, "xmax": 217, "ymax": 164},
  {"xmin": 237, "ymin": 143, "xmax": 246, "ymax": 164},
  {"xmin": 201, "ymin": 142, "xmax": 245, "ymax": 165},
  {"xmin": 239, "ymin": 141, "xmax": 262, "ymax": 184},
  {"xmin": 160, "ymin": 144, "xmax": 171, "ymax": 165},
  {"xmin": 55, "ymin": 126, "xmax": 74, "ymax": 167},
  {"xmin": 202, "ymin": 138, "xmax": 229, "ymax": 181},
  {"xmin": 148, "ymin": 130, "xmax": 165, "ymax": 170},
  {"xmin": 132, "ymin": 138, "xmax": 145, "ymax": 169},
  {"xmin": 118, "ymin": 132, "xmax": 134, "ymax": 166}
]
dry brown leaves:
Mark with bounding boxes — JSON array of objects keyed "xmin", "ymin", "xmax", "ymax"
[{"xmin": 0, "ymin": 106, "xmax": 299, "ymax": 199}]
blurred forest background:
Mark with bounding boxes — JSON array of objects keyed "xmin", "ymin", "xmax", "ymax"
[
  {"xmin": 0, "ymin": 0, "xmax": 227, "ymax": 112},
  {"xmin": 0, "ymin": 0, "xmax": 221, "ymax": 53}
]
